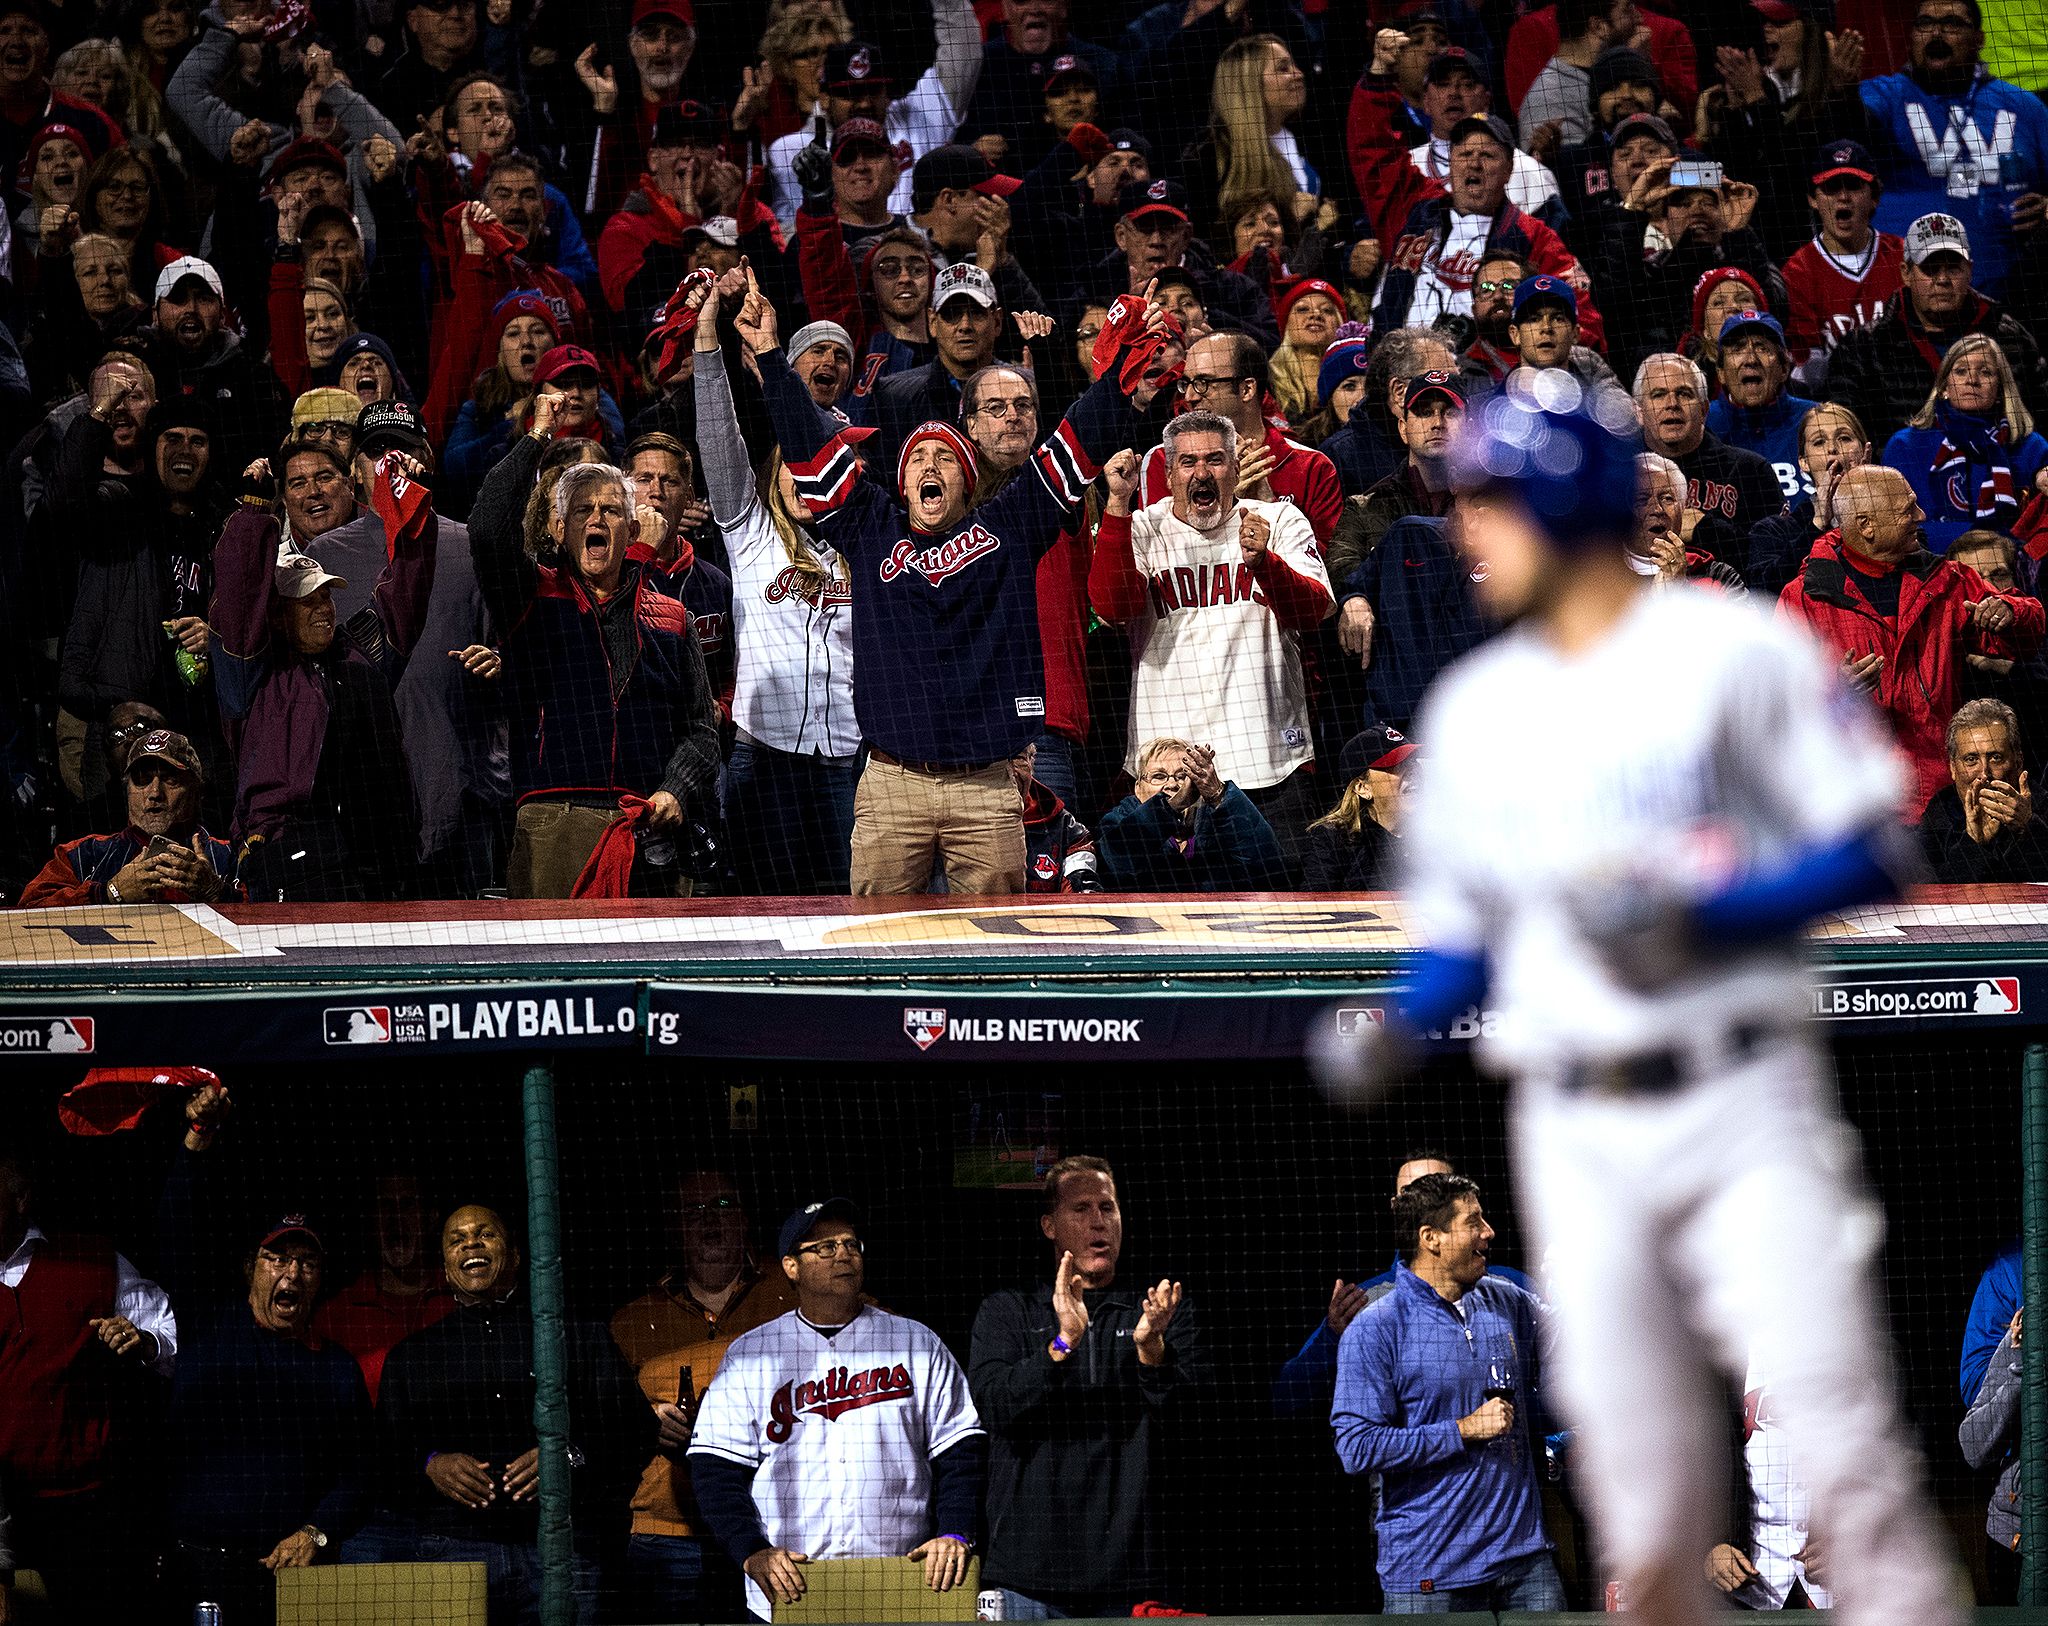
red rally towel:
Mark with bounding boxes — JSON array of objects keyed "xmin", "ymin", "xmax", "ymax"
[
  {"xmin": 60, "ymin": 1066, "xmax": 223, "ymax": 1136},
  {"xmin": 370, "ymin": 453, "xmax": 432, "ymax": 558},
  {"xmin": 1091, "ymin": 294, "xmax": 1185, "ymax": 395},
  {"xmin": 646, "ymin": 268, "xmax": 716, "ymax": 385},
  {"xmin": 570, "ymin": 795, "xmax": 653, "ymax": 898}
]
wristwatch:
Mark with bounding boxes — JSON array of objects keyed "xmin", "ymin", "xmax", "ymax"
[{"xmin": 300, "ymin": 1525, "xmax": 328, "ymax": 1549}]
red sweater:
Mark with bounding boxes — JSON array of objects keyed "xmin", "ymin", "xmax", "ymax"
[{"xmin": 0, "ymin": 1234, "xmax": 120, "ymax": 1496}]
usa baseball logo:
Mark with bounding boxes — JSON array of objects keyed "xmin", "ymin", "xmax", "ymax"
[
  {"xmin": 904, "ymin": 1007, "xmax": 947, "ymax": 1049},
  {"xmin": 766, "ymin": 1362, "xmax": 915, "ymax": 1441}
]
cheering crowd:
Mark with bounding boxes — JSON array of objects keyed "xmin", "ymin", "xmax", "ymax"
[{"xmin": 1, "ymin": 0, "xmax": 2047, "ymax": 903}]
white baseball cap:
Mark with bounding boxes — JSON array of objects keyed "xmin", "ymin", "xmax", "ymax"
[
  {"xmin": 155, "ymin": 254, "xmax": 224, "ymax": 303},
  {"xmin": 932, "ymin": 262, "xmax": 997, "ymax": 312},
  {"xmin": 1905, "ymin": 212, "xmax": 1971, "ymax": 265},
  {"xmin": 274, "ymin": 553, "xmax": 348, "ymax": 600},
  {"xmin": 684, "ymin": 215, "xmax": 740, "ymax": 249}
]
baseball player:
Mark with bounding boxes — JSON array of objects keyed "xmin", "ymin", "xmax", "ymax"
[
  {"xmin": 1315, "ymin": 379, "xmax": 1961, "ymax": 1626},
  {"xmin": 687, "ymin": 1198, "xmax": 986, "ymax": 1620}
]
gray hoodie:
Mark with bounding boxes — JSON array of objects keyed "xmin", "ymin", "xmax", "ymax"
[{"xmin": 1958, "ymin": 1315, "xmax": 2023, "ymax": 1554}]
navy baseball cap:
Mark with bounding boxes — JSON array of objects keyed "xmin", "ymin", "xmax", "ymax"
[
  {"xmin": 1811, "ymin": 137, "xmax": 1878, "ymax": 187},
  {"xmin": 1718, "ymin": 308, "xmax": 1787, "ymax": 351},
  {"xmin": 258, "ymin": 1213, "xmax": 325, "ymax": 1253},
  {"xmin": 1609, "ymin": 111, "xmax": 1678, "ymax": 152},
  {"xmin": 1404, "ymin": 368, "xmax": 1466, "ymax": 413},
  {"xmin": 778, "ymin": 1197, "xmax": 863, "ymax": 1258},
  {"xmin": 1118, "ymin": 176, "xmax": 1190, "ymax": 223},
  {"xmin": 823, "ymin": 40, "xmax": 889, "ymax": 92},
  {"xmin": 1339, "ymin": 724, "xmax": 1417, "ymax": 780},
  {"xmin": 1106, "ymin": 128, "xmax": 1154, "ymax": 164},
  {"xmin": 1424, "ymin": 46, "xmax": 1483, "ymax": 84},
  {"xmin": 1448, "ymin": 113, "xmax": 1515, "ymax": 151},
  {"xmin": 1512, "ymin": 273, "xmax": 1577, "ymax": 322}
]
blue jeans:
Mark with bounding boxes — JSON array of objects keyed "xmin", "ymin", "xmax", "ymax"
[
  {"xmin": 723, "ymin": 739, "xmax": 858, "ymax": 894},
  {"xmin": 1381, "ymin": 1549, "xmax": 1566, "ymax": 1613},
  {"xmin": 623, "ymin": 1532, "xmax": 746, "ymax": 1622},
  {"xmin": 1031, "ymin": 731, "xmax": 1081, "ymax": 812},
  {"xmin": 412, "ymin": 1533, "xmax": 600, "ymax": 1626},
  {"xmin": 337, "ymin": 1511, "xmax": 418, "ymax": 1564}
]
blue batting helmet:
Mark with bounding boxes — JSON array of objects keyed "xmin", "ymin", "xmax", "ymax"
[{"xmin": 1447, "ymin": 372, "xmax": 1642, "ymax": 551}]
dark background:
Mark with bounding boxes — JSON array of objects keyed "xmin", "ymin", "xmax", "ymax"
[{"xmin": 7, "ymin": 1034, "xmax": 2025, "ymax": 1613}]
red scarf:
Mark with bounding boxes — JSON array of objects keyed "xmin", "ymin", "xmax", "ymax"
[
  {"xmin": 60, "ymin": 1066, "xmax": 222, "ymax": 1136},
  {"xmin": 370, "ymin": 454, "xmax": 431, "ymax": 559},
  {"xmin": 570, "ymin": 795, "xmax": 652, "ymax": 898}
]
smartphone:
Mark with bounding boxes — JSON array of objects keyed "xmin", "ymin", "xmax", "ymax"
[
  {"xmin": 1667, "ymin": 159, "xmax": 1724, "ymax": 191},
  {"xmin": 145, "ymin": 835, "xmax": 183, "ymax": 861}
]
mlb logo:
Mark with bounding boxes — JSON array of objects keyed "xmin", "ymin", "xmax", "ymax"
[
  {"xmin": 38, "ymin": 1017, "xmax": 94, "ymax": 1054},
  {"xmin": 1974, "ymin": 978, "xmax": 2022, "ymax": 1015},
  {"xmin": 904, "ymin": 1007, "xmax": 947, "ymax": 1050},
  {"xmin": 1334, "ymin": 1006, "xmax": 1386, "ymax": 1036},
  {"xmin": 325, "ymin": 1006, "xmax": 391, "ymax": 1045}
]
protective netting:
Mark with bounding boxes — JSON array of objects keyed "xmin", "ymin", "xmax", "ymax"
[
  {"xmin": 0, "ymin": 1038, "xmax": 2028, "ymax": 1621},
  {"xmin": 0, "ymin": 0, "xmax": 2042, "ymax": 924}
]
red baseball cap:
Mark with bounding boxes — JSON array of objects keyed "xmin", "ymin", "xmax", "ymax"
[
  {"xmin": 533, "ymin": 344, "xmax": 602, "ymax": 385},
  {"xmin": 631, "ymin": 0, "xmax": 694, "ymax": 29}
]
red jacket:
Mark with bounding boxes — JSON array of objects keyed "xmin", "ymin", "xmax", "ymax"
[{"xmin": 1777, "ymin": 530, "xmax": 2044, "ymax": 815}]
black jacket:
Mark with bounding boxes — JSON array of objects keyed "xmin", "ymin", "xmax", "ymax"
[
  {"xmin": 1302, "ymin": 818, "xmax": 1397, "ymax": 890},
  {"xmin": 1827, "ymin": 291, "xmax": 2048, "ymax": 448},
  {"xmin": 1590, "ymin": 220, "xmax": 1788, "ymax": 382},
  {"xmin": 1918, "ymin": 783, "xmax": 2048, "ymax": 883},
  {"xmin": 1667, "ymin": 431, "xmax": 1787, "ymax": 578},
  {"xmin": 378, "ymin": 1291, "xmax": 651, "ymax": 1549},
  {"xmin": 1748, "ymin": 496, "xmax": 1825, "ymax": 603},
  {"xmin": 1085, "ymin": 239, "xmax": 1278, "ymax": 349},
  {"xmin": 968, "ymin": 1279, "xmax": 1207, "ymax": 1612},
  {"xmin": 871, "ymin": 357, "xmax": 973, "ymax": 476}
]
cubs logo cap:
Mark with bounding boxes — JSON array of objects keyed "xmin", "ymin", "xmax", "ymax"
[
  {"xmin": 1117, "ymin": 175, "xmax": 1190, "ymax": 223},
  {"xmin": 1905, "ymin": 212, "xmax": 1970, "ymax": 265},
  {"xmin": 823, "ymin": 40, "xmax": 890, "ymax": 90},
  {"xmin": 778, "ymin": 1197, "xmax": 864, "ymax": 1258},
  {"xmin": 1339, "ymin": 724, "xmax": 1416, "ymax": 780},
  {"xmin": 931, "ymin": 262, "xmax": 998, "ymax": 311},
  {"xmin": 1717, "ymin": 308, "xmax": 1787, "ymax": 350},
  {"xmin": 1511, "ymin": 273, "xmax": 1577, "ymax": 322}
]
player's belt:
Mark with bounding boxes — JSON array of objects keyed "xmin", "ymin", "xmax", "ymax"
[
  {"xmin": 1559, "ymin": 1021, "xmax": 1785, "ymax": 1098},
  {"xmin": 868, "ymin": 748, "xmax": 1008, "ymax": 776}
]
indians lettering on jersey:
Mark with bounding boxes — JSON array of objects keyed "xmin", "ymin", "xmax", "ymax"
[
  {"xmin": 763, "ymin": 564, "xmax": 854, "ymax": 609},
  {"xmin": 1687, "ymin": 477, "xmax": 1741, "ymax": 519},
  {"xmin": 766, "ymin": 1361, "xmax": 915, "ymax": 1441},
  {"xmin": 1150, "ymin": 559, "xmax": 1275, "ymax": 616},
  {"xmin": 1784, "ymin": 235, "xmax": 1904, "ymax": 362},
  {"xmin": 878, "ymin": 524, "xmax": 1001, "ymax": 586}
]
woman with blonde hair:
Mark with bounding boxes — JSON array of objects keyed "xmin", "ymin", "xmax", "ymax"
[
  {"xmin": 692, "ymin": 278, "xmax": 858, "ymax": 894},
  {"xmin": 1303, "ymin": 726, "xmax": 1413, "ymax": 890},
  {"xmin": 1885, "ymin": 334, "xmax": 2048, "ymax": 551},
  {"xmin": 733, "ymin": 6, "xmax": 852, "ymax": 148},
  {"xmin": 1185, "ymin": 34, "xmax": 1318, "ymax": 238},
  {"xmin": 1746, "ymin": 401, "xmax": 1871, "ymax": 595}
]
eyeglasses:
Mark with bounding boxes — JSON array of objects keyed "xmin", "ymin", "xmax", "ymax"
[
  {"xmin": 973, "ymin": 398, "xmax": 1035, "ymax": 420},
  {"xmin": 793, "ymin": 1236, "xmax": 864, "ymax": 1259},
  {"xmin": 680, "ymin": 1197, "xmax": 742, "ymax": 1220},
  {"xmin": 1475, "ymin": 278, "xmax": 1520, "ymax": 295},
  {"xmin": 100, "ymin": 180, "xmax": 150, "ymax": 199},
  {"xmin": 872, "ymin": 256, "xmax": 929, "ymax": 280},
  {"xmin": 1181, "ymin": 373, "xmax": 1244, "ymax": 395},
  {"xmin": 1911, "ymin": 13, "xmax": 1974, "ymax": 30}
]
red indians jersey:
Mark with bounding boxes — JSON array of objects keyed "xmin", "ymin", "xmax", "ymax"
[
  {"xmin": 1782, "ymin": 234, "xmax": 1905, "ymax": 370},
  {"xmin": 1139, "ymin": 426, "xmax": 1344, "ymax": 543},
  {"xmin": 689, "ymin": 1305, "xmax": 983, "ymax": 1618}
]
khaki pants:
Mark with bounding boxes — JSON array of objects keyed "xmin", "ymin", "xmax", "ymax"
[
  {"xmin": 851, "ymin": 756, "xmax": 1025, "ymax": 895},
  {"xmin": 508, "ymin": 799, "xmax": 694, "ymax": 899}
]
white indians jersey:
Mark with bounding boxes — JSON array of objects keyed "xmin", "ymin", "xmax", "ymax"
[
  {"xmin": 1403, "ymin": 588, "xmax": 1903, "ymax": 1072},
  {"xmin": 689, "ymin": 1305, "xmax": 984, "ymax": 1618},
  {"xmin": 1737, "ymin": 1360, "xmax": 1834, "ymax": 1609},
  {"xmin": 1120, "ymin": 496, "xmax": 1330, "ymax": 791}
]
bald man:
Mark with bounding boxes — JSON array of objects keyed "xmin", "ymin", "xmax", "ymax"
[
  {"xmin": 379, "ymin": 1204, "xmax": 650, "ymax": 1624},
  {"xmin": 1779, "ymin": 465, "xmax": 2043, "ymax": 815}
]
